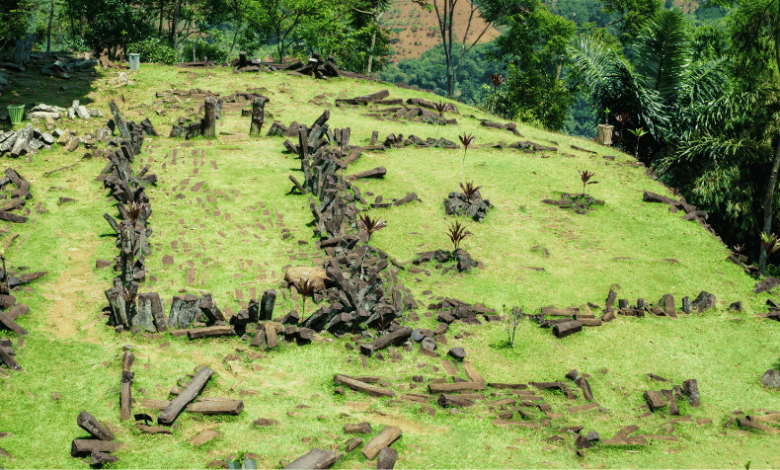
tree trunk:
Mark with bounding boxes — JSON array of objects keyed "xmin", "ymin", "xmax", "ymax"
[
  {"xmin": 446, "ymin": 0, "xmax": 455, "ymax": 98},
  {"xmin": 172, "ymin": 0, "xmax": 180, "ymax": 55},
  {"xmin": 46, "ymin": 0, "xmax": 54, "ymax": 53},
  {"xmin": 367, "ymin": 27, "xmax": 377, "ymax": 74},
  {"xmin": 228, "ymin": 19, "xmax": 241, "ymax": 65},
  {"xmin": 159, "ymin": 0, "xmax": 165, "ymax": 37},
  {"xmin": 759, "ymin": 137, "xmax": 780, "ymax": 274},
  {"xmin": 759, "ymin": 17, "xmax": 780, "ymax": 276}
]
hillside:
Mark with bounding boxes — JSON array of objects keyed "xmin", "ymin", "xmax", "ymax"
[
  {"xmin": 0, "ymin": 62, "xmax": 779, "ymax": 469},
  {"xmin": 381, "ymin": 0, "xmax": 501, "ymax": 62}
]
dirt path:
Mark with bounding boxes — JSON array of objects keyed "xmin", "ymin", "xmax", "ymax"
[{"xmin": 40, "ymin": 233, "xmax": 105, "ymax": 339}]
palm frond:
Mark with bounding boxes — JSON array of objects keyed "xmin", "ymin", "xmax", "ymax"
[
  {"xmin": 678, "ymin": 59, "xmax": 730, "ymax": 108},
  {"xmin": 635, "ymin": 9, "xmax": 691, "ymax": 105}
]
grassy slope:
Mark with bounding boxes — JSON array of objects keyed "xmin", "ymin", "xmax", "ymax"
[{"xmin": 0, "ymin": 64, "xmax": 778, "ymax": 469}]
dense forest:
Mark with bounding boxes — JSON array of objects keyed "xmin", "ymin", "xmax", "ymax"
[{"xmin": 2, "ymin": 0, "xmax": 780, "ymax": 273}]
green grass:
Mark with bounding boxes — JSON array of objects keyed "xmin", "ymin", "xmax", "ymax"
[{"xmin": 1, "ymin": 64, "xmax": 779, "ymax": 469}]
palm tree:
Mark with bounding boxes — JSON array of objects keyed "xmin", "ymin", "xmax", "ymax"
[{"xmin": 569, "ymin": 9, "xmax": 729, "ymax": 154}]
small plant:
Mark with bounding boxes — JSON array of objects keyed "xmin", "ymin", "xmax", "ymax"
[
  {"xmin": 629, "ymin": 127, "xmax": 649, "ymax": 157},
  {"xmin": 458, "ymin": 132, "xmax": 475, "ymax": 187},
  {"xmin": 577, "ymin": 170, "xmax": 598, "ymax": 196},
  {"xmin": 460, "ymin": 181, "xmax": 482, "ymax": 203},
  {"xmin": 613, "ymin": 112, "xmax": 631, "ymax": 143},
  {"xmin": 504, "ymin": 305, "xmax": 524, "ymax": 348},
  {"xmin": 603, "ymin": 107, "xmax": 611, "ymax": 125},
  {"xmin": 434, "ymin": 101, "xmax": 448, "ymax": 121},
  {"xmin": 294, "ymin": 277, "xmax": 316, "ymax": 317},
  {"xmin": 446, "ymin": 220, "xmax": 472, "ymax": 250},
  {"xmin": 490, "ymin": 74, "xmax": 504, "ymax": 92},
  {"xmin": 358, "ymin": 214, "xmax": 386, "ymax": 241},
  {"xmin": 128, "ymin": 201, "xmax": 144, "ymax": 224},
  {"xmin": 760, "ymin": 232, "xmax": 780, "ymax": 258}
]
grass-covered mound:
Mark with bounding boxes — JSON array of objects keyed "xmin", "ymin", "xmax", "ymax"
[{"xmin": 0, "ymin": 63, "xmax": 778, "ymax": 469}]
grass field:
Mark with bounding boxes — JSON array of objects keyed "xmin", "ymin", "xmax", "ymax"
[{"xmin": 0, "ymin": 64, "xmax": 779, "ymax": 469}]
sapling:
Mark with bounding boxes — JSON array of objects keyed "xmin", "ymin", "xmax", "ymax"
[
  {"xmin": 446, "ymin": 220, "xmax": 472, "ymax": 251},
  {"xmin": 434, "ymin": 101, "xmax": 448, "ymax": 123},
  {"xmin": 460, "ymin": 181, "xmax": 482, "ymax": 204},
  {"xmin": 760, "ymin": 232, "xmax": 780, "ymax": 260},
  {"xmin": 577, "ymin": 170, "xmax": 598, "ymax": 196},
  {"xmin": 504, "ymin": 306, "xmax": 524, "ymax": 348},
  {"xmin": 294, "ymin": 277, "xmax": 316, "ymax": 318},
  {"xmin": 358, "ymin": 214, "xmax": 386, "ymax": 241},
  {"xmin": 458, "ymin": 132, "xmax": 475, "ymax": 187},
  {"xmin": 603, "ymin": 107, "xmax": 611, "ymax": 125},
  {"xmin": 629, "ymin": 127, "xmax": 648, "ymax": 157}
]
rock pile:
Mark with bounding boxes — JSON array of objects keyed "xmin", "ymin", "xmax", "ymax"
[
  {"xmin": 542, "ymin": 193, "xmax": 605, "ymax": 215},
  {"xmin": 443, "ymin": 189, "xmax": 492, "ymax": 222},
  {"xmin": 0, "ymin": 168, "xmax": 33, "ymax": 223},
  {"xmin": 412, "ymin": 249, "xmax": 478, "ymax": 274}
]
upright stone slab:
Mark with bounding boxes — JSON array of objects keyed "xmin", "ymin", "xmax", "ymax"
[
  {"xmin": 176, "ymin": 294, "xmax": 200, "ymax": 328},
  {"xmin": 260, "ymin": 290, "xmax": 276, "ymax": 321},
  {"xmin": 168, "ymin": 296, "xmax": 184, "ymax": 328},
  {"xmin": 203, "ymin": 97, "xmax": 217, "ymax": 138},
  {"xmin": 108, "ymin": 100, "xmax": 131, "ymax": 139},
  {"xmin": 12, "ymin": 34, "xmax": 34, "ymax": 66},
  {"xmin": 249, "ymin": 96, "xmax": 269, "ymax": 136},
  {"xmin": 148, "ymin": 292, "xmax": 167, "ymax": 332},
  {"xmin": 248, "ymin": 298, "xmax": 259, "ymax": 323},
  {"xmin": 134, "ymin": 293, "xmax": 156, "ymax": 332}
]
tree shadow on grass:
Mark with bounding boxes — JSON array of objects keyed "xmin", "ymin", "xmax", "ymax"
[{"xmin": 0, "ymin": 51, "xmax": 103, "ymax": 132}]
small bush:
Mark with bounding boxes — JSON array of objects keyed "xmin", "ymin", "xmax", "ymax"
[
  {"xmin": 182, "ymin": 40, "xmax": 227, "ymax": 63},
  {"xmin": 127, "ymin": 37, "xmax": 177, "ymax": 65}
]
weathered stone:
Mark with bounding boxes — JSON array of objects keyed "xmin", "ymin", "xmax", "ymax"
[
  {"xmin": 448, "ymin": 347, "xmax": 466, "ymax": 360},
  {"xmin": 682, "ymin": 379, "xmax": 700, "ymax": 407},
  {"xmin": 376, "ymin": 447, "xmax": 398, "ymax": 469},
  {"xmin": 761, "ymin": 369, "xmax": 780, "ymax": 388}
]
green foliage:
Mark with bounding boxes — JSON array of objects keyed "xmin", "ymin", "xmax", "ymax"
[
  {"xmin": 295, "ymin": 0, "xmax": 392, "ymax": 73},
  {"xmin": 127, "ymin": 37, "xmax": 178, "ymax": 65},
  {"xmin": 489, "ymin": 3, "xmax": 577, "ymax": 130},
  {"xmin": 0, "ymin": 0, "xmax": 38, "ymax": 43},
  {"xmin": 503, "ymin": 306, "xmax": 523, "ymax": 348},
  {"xmin": 635, "ymin": 8, "xmax": 690, "ymax": 104},
  {"xmin": 63, "ymin": 0, "xmax": 152, "ymax": 53},
  {"xmin": 183, "ymin": 39, "xmax": 228, "ymax": 62},
  {"xmin": 379, "ymin": 42, "xmax": 502, "ymax": 105},
  {"xmin": 600, "ymin": 0, "xmax": 663, "ymax": 44},
  {"xmin": 493, "ymin": 63, "xmax": 574, "ymax": 130},
  {"xmin": 244, "ymin": 0, "xmax": 326, "ymax": 63}
]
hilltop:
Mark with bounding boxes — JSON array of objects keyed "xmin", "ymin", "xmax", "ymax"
[{"xmin": 0, "ymin": 62, "xmax": 778, "ymax": 469}]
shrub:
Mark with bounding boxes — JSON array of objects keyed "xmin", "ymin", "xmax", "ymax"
[
  {"xmin": 127, "ymin": 37, "xmax": 177, "ymax": 65},
  {"xmin": 182, "ymin": 39, "xmax": 227, "ymax": 63}
]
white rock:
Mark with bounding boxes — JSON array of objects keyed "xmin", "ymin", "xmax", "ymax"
[{"xmin": 77, "ymin": 105, "xmax": 90, "ymax": 120}]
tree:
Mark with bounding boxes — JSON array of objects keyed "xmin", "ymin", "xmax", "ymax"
[
  {"xmin": 295, "ymin": 0, "xmax": 391, "ymax": 72},
  {"xmin": 244, "ymin": 0, "xmax": 323, "ymax": 63},
  {"xmin": 348, "ymin": 0, "xmax": 391, "ymax": 73},
  {"xmin": 411, "ymin": 0, "xmax": 529, "ymax": 98},
  {"xmin": 599, "ymin": 0, "xmax": 662, "ymax": 45},
  {"xmin": 569, "ymin": 9, "xmax": 727, "ymax": 150},
  {"xmin": 491, "ymin": 1, "xmax": 577, "ymax": 129},
  {"xmin": 63, "ymin": 0, "xmax": 152, "ymax": 55},
  {"xmin": 723, "ymin": 0, "xmax": 780, "ymax": 274},
  {"xmin": 0, "ymin": 0, "xmax": 39, "ymax": 46}
]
